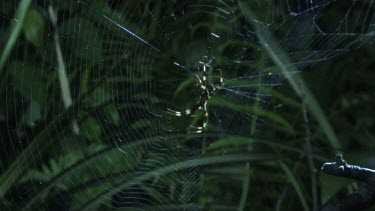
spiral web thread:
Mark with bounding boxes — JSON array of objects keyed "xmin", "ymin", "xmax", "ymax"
[{"xmin": 0, "ymin": 0, "xmax": 374, "ymax": 209}]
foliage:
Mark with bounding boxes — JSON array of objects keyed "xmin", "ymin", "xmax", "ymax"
[{"xmin": 0, "ymin": 0, "xmax": 374, "ymax": 210}]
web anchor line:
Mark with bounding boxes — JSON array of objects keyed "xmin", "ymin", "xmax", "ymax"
[{"xmin": 102, "ymin": 14, "xmax": 160, "ymax": 52}]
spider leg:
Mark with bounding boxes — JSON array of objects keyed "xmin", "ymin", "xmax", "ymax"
[
  {"xmin": 162, "ymin": 57, "xmax": 223, "ymax": 134},
  {"xmin": 187, "ymin": 101, "xmax": 208, "ymax": 134},
  {"xmin": 164, "ymin": 97, "xmax": 203, "ymax": 117},
  {"xmin": 187, "ymin": 126, "xmax": 203, "ymax": 134},
  {"xmin": 195, "ymin": 74, "xmax": 205, "ymax": 90},
  {"xmin": 165, "ymin": 108, "xmax": 192, "ymax": 116},
  {"xmin": 199, "ymin": 103, "xmax": 208, "ymax": 131},
  {"xmin": 202, "ymin": 57, "xmax": 207, "ymax": 85},
  {"xmin": 218, "ymin": 68, "xmax": 223, "ymax": 86},
  {"xmin": 208, "ymin": 69, "xmax": 224, "ymax": 98},
  {"xmin": 202, "ymin": 101, "xmax": 208, "ymax": 129}
]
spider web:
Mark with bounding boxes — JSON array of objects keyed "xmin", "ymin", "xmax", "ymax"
[{"xmin": 0, "ymin": 0, "xmax": 374, "ymax": 210}]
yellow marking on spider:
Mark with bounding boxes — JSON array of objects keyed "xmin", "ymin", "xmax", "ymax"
[
  {"xmin": 167, "ymin": 108, "xmax": 181, "ymax": 116},
  {"xmin": 163, "ymin": 57, "xmax": 223, "ymax": 134}
]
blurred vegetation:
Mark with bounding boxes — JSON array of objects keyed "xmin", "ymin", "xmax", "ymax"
[{"xmin": 0, "ymin": 0, "xmax": 374, "ymax": 210}]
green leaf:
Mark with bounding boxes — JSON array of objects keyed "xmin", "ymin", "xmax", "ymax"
[
  {"xmin": 9, "ymin": 60, "xmax": 46, "ymax": 103},
  {"xmin": 239, "ymin": 2, "xmax": 341, "ymax": 151},
  {"xmin": 22, "ymin": 138, "xmax": 150, "ymax": 209},
  {"xmin": 280, "ymin": 162, "xmax": 309, "ymax": 211},
  {"xmin": 0, "ymin": 0, "xmax": 32, "ymax": 74},
  {"xmin": 22, "ymin": 8, "xmax": 44, "ymax": 48},
  {"xmin": 105, "ymin": 105, "xmax": 120, "ymax": 126},
  {"xmin": 174, "ymin": 77, "xmax": 195, "ymax": 98},
  {"xmin": 0, "ymin": 109, "xmax": 72, "ymax": 199},
  {"xmin": 86, "ymin": 86, "xmax": 113, "ymax": 107},
  {"xmin": 320, "ymin": 173, "xmax": 352, "ymax": 204},
  {"xmin": 80, "ymin": 117, "xmax": 102, "ymax": 142},
  {"xmin": 210, "ymin": 98, "xmax": 295, "ymax": 134},
  {"xmin": 59, "ymin": 17, "xmax": 102, "ymax": 64},
  {"xmin": 24, "ymin": 100, "xmax": 41, "ymax": 127},
  {"xmin": 80, "ymin": 153, "xmax": 276, "ymax": 210}
]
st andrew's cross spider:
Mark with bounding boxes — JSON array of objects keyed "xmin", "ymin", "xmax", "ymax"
[{"xmin": 166, "ymin": 57, "xmax": 224, "ymax": 133}]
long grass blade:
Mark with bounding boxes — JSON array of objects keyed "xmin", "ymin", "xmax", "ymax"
[
  {"xmin": 80, "ymin": 153, "xmax": 276, "ymax": 210},
  {"xmin": 238, "ymin": 2, "xmax": 341, "ymax": 151},
  {"xmin": 0, "ymin": 0, "xmax": 32, "ymax": 73},
  {"xmin": 280, "ymin": 162, "xmax": 309, "ymax": 211}
]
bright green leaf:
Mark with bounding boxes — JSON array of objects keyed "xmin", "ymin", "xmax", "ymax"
[
  {"xmin": 80, "ymin": 117, "xmax": 102, "ymax": 142},
  {"xmin": 22, "ymin": 8, "xmax": 44, "ymax": 48},
  {"xmin": 320, "ymin": 173, "xmax": 352, "ymax": 204},
  {"xmin": 9, "ymin": 60, "xmax": 46, "ymax": 103},
  {"xmin": 105, "ymin": 105, "xmax": 120, "ymax": 126},
  {"xmin": 59, "ymin": 18, "xmax": 102, "ymax": 64}
]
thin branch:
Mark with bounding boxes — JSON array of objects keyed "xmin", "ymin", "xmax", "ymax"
[
  {"xmin": 49, "ymin": 5, "xmax": 79, "ymax": 135},
  {"xmin": 321, "ymin": 154, "xmax": 375, "ymax": 210},
  {"xmin": 321, "ymin": 154, "xmax": 375, "ymax": 182},
  {"xmin": 301, "ymin": 82, "xmax": 319, "ymax": 211}
]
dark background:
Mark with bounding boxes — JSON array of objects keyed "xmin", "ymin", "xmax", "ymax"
[{"xmin": 0, "ymin": 0, "xmax": 374, "ymax": 210}]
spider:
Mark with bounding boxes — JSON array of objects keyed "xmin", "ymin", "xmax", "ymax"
[{"xmin": 166, "ymin": 58, "xmax": 224, "ymax": 133}]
